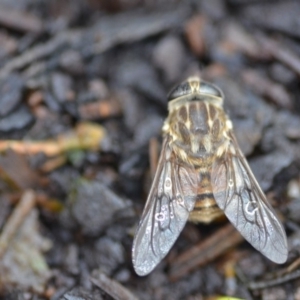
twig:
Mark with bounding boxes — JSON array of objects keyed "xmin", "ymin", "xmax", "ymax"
[
  {"xmin": 246, "ymin": 252, "xmax": 300, "ymax": 290},
  {"xmin": 91, "ymin": 273, "xmax": 139, "ymax": 300},
  {"xmin": 1, "ymin": 5, "xmax": 190, "ymax": 81},
  {"xmin": 257, "ymin": 34, "xmax": 300, "ymax": 77},
  {"xmin": 247, "ymin": 269, "xmax": 300, "ymax": 290},
  {"xmin": 78, "ymin": 97, "xmax": 122, "ymax": 120},
  {"xmin": 0, "ymin": 30, "xmax": 82, "ymax": 80},
  {"xmin": 0, "ymin": 190, "xmax": 36, "ymax": 259},
  {"xmin": 241, "ymin": 69, "xmax": 292, "ymax": 109},
  {"xmin": 168, "ymin": 223, "xmax": 244, "ymax": 281},
  {"xmin": 0, "ymin": 122, "xmax": 106, "ymax": 156},
  {"xmin": 0, "ymin": 4, "xmax": 43, "ymax": 33},
  {"xmin": 149, "ymin": 137, "xmax": 159, "ymax": 180},
  {"xmin": 87, "ymin": 4, "xmax": 191, "ymax": 56},
  {"xmin": 184, "ymin": 14, "xmax": 206, "ymax": 57}
]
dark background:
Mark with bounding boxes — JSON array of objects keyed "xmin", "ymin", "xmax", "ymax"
[{"xmin": 0, "ymin": 0, "xmax": 300, "ymax": 299}]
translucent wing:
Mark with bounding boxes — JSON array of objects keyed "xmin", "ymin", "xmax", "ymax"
[
  {"xmin": 211, "ymin": 132, "xmax": 288, "ymax": 263},
  {"xmin": 132, "ymin": 137, "xmax": 199, "ymax": 276}
]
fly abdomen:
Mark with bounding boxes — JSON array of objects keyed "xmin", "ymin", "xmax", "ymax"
[{"xmin": 188, "ymin": 193, "xmax": 222, "ymax": 224}]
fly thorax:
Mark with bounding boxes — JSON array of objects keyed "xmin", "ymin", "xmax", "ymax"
[{"xmin": 165, "ymin": 102, "xmax": 231, "ymax": 161}]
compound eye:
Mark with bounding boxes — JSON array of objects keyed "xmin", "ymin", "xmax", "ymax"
[
  {"xmin": 167, "ymin": 82, "xmax": 192, "ymax": 101},
  {"xmin": 199, "ymin": 82, "xmax": 223, "ymax": 98}
]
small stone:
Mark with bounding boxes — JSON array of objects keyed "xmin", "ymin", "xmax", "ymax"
[
  {"xmin": 59, "ymin": 50, "xmax": 84, "ymax": 75},
  {"xmin": 153, "ymin": 35, "xmax": 186, "ymax": 84},
  {"xmin": 51, "ymin": 72, "xmax": 74, "ymax": 103},
  {"xmin": 66, "ymin": 180, "xmax": 132, "ymax": 235},
  {"xmin": 0, "ymin": 105, "xmax": 34, "ymax": 133},
  {"xmin": 0, "ymin": 73, "xmax": 24, "ymax": 117}
]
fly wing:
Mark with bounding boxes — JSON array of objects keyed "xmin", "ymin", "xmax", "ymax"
[
  {"xmin": 211, "ymin": 132, "xmax": 288, "ymax": 264},
  {"xmin": 132, "ymin": 137, "xmax": 199, "ymax": 276}
]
